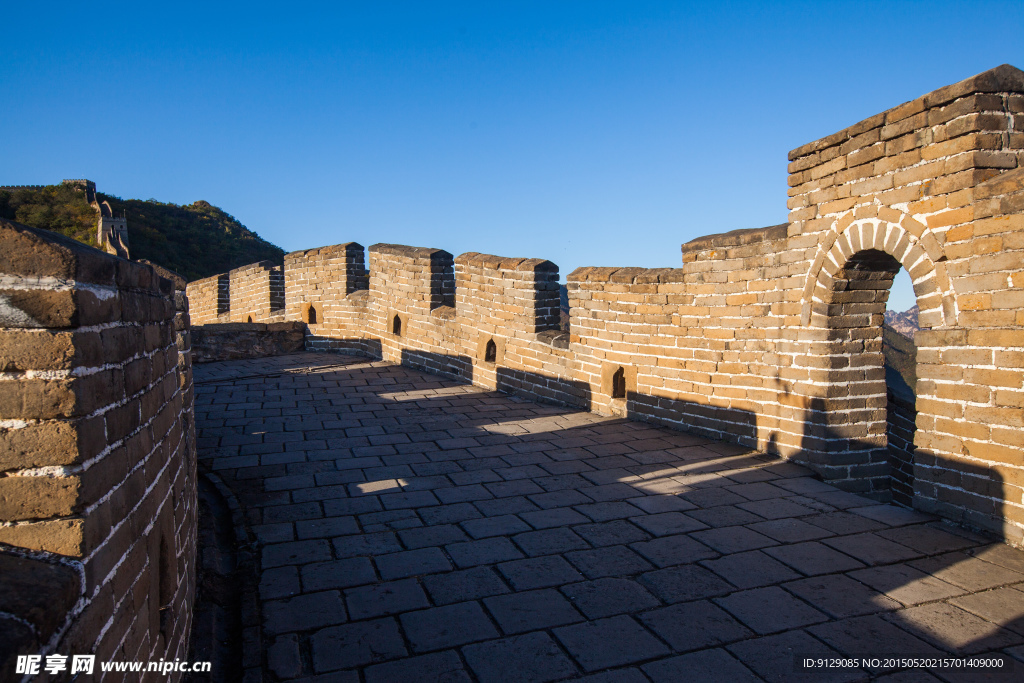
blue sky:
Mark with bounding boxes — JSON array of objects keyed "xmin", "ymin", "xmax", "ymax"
[{"xmin": 3, "ymin": 2, "xmax": 1022, "ymax": 311}]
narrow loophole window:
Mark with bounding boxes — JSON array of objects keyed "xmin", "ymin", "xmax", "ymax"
[
  {"xmin": 309, "ymin": 306, "xmax": 318, "ymax": 324},
  {"xmin": 485, "ymin": 339, "xmax": 497, "ymax": 363},
  {"xmin": 392, "ymin": 315, "xmax": 402, "ymax": 336},
  {"xmin": 612, "ymin": 367, "xmax": 626, "ymax": 399},
  {"xmin": 246, "ymin": 315, "xmax": 253, "ymax": 323}
]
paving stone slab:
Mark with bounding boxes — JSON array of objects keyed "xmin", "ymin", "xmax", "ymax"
[
  {"xmin": 573, "ymin": 668, "xmax": 649, "ymax": 683},
  {"xmin": 629, "ymin": 535, "xmax": 718, "ymax": 567},
  {"xmin": 748, "ymin": 518, "xmax": 835, "ymax": 544},
  {"xmin": 311, "ymin": 618, "xmax": 407, "ymax": 672},
  {"xmin": 422, "ymin": 567, "xmax": 511, "ymax": 606},
  {"xmin": 462, "ymin": 632, "xmax": 578, "ymax": 683},
  {"xmin": 261, "ymin": 566, "xmax": 301, "ymax": 600},
  {"xmin": 573, "ymin": 520, "xmax": 651, "ymax": 546},
  {"xmin": 784, "ymin": 574, "xmax": 901, "ymax": 619},
  {"xmin": 823, "ymin": 533, "xmax": 920, "ymax": 566},
  {"xmin": 642, "ymin": 648, "xmax": 760, "ymax": 683},
  {"xmin": 808, "ymin": 615, "xmax": 944, "ymax": 659},
  {"xmin": 702, "ymin": 549, "xmax": 802, "ymax": 589},
  {"xmin": 475, "ymin": 496, "xmax": 541, "ymax": 516},
  {"xmin": 526, "ymin": 490, "xmax": 593, "ymax": 509},
  {"xmin": 345, "ymin": 579, "xmax": 429, "ymax": 620},
  {"xmin": 763, "ymin": 541, "xmax": 866, "ymax": 576},
  {"xmin": 727, "ymin": 629, "xmax": 864, "ymax": 683},
  {"xmin": 849, "ymin": 564, "xmax": 966, "ymax": 606},
  {"xmin": 876, "ymin": 525, "xmax": 981, "ymax": 555},
  {"xmin": 625, "ymin": 494, "xmax": 696, "ymax": 513},
  {"xmin": 461, "ymin": 514, "xmax": 532, "ymax": 538},
  {"xmin": 949, "ymin": 587, "xmax": 1024, "ymax": 634},
  {"xmin": 374, "ymin": 547, "xmax": 452, "ymax": 580},
  {"xmin": 484, "ymin": 589, "xmax": 584, "ymax": 634},
  {"xmin": 419, "ymin": 503, "xmax": 485, "ymax": 525},
  {"xmin": 435, "ymin": 484, "xmax": 494, "ymax": 504},
  {"xmin": 886, "ymin": 602, "xmax": 1024, "ymax": 655},
  {"xmin": 399, "ymin": 601, "xmax": 500, "ymax": 652},
  {"xmin": 575, "ymin": 501, "xmax": 647, "ymax": 522},
  {"xmin": 268, "ymin": 633, "xmax": 303, "ymax": 680},
  {"xmin": 908, "ymin": 553, "xmax": 1024, "ymax": 592},
  {"xmin": 513, "ymin": 527, "xmax": 590, "ymax": 556},
  {"xmin": 566, "ymin": 545, "xmax": 655, "ymax": 579},
  {"xmin": 302, "ymin": 558, "xmax": 377, "ymax": 592},
  {"xmin": 968, "ymin": 544, "xmax": 1024, "ymax": 574},
  {"xmin": 804, "ymin": 512, "xmax": 887, "ymax": 535},
  {"xmin": 363, "ymin": 650, "xmax": 471, "ymax": 683},
  {"xmin": 639, "ymin": 600, "xmax": 752, "ymax": 652},
  {"xmin": 498, "ymin": 555, "xmax": 584, "ymax": 590},
  {"xmin": 559, "ymin": 578, "xmax": 660, "ymax": 619},
  {"xmin": 639, "ymin": 564, "xmax": 734, "ymax": 603},
  {"xmin": 690, "ymin": 526, "xmax": 778, "ymax": 554},
  {"xmin": 263, "ymin": 540, "xmax": 334, "ymax": 568},
  {"xmin": 332, "ymin": 532, "xmax": 402, "ymax": 559},
  {"xmin": 680, "ymin": 488, "xmax": 749, "ymax": 508},
  {"xmin": 446, "ymin": 537, "xmax": 525, "ymax": 567},
  {"xmin": 519, "ymin": 506, "xmax": 591, "ymax": 530},
  {"xmin": 554, "ymin": 615, "xmax": 670, "ymax": 671},
  {"xmin": 848, "ymin": 505, "xmax": 935, "ymax": 526},
  {"xmin": 715, "ymin": 586, "xmax": 829, "ymax": 635},
  {"xmin": 737, "ymin": 498, "xmax": 816, "ymax": 520},
  {"xmin": 296, "ymin": 516, "xmax": 360, "ymax": 539},
  {"xmin": 685, "ymin": 505, "xmax": 765, "ymax": 528},
  {"xmin": 627, "ymin": 511, "xmax": 706, "ymax": 537},
  {"xmin": 264, "ymin": 591, "xmax": 347, "ymax": 635},
  {"xmin": 398, "ymin": 524, "xmax": 471, "ymax": 549}
]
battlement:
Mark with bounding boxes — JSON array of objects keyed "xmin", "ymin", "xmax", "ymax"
[{"xmin": 184, "ymin": 64, "xmax": 1024, "ymax": 547}]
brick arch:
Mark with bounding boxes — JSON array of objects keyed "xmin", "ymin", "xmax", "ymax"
[{"xmin": 800, "ymin": 208, "xmax": 957, "ymax": 329}]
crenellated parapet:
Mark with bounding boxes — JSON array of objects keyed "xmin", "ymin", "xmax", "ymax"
[{"xmin": 186, "ymin": 64, "xmax": 1024, "ymax": 546}]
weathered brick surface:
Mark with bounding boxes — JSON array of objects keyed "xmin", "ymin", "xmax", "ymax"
[
  {"xmin": 0, "ymin": 218, "xmax": 197, "ymax": 678},
  {"xmin": 187, "ymin": 65, "xmax": 1024, "ymax": 546},
  {"xmin": 192, "ymin": 321, "xmax": 305, "ymax": 363}
]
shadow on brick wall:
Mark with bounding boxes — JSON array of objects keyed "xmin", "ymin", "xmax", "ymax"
[
  {"xmin": 627, "ymin": 392, "xmax": 758, "ymax": 448},
  {"xmin": 497, "ymin": 367, "xmax": 592, "ymax": 411},
  {"xmin": 305, "ymin": 336, "xmax": 383, "ymax": 359},
  {"xmin": 400, "ymin": 350, "xmax": 473, "ymax": 383}
]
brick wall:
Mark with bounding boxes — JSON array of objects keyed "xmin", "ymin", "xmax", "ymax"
[
  {"xmin": 187, "ymin": 64, "xmax": 1024, "ymax": 545},
  {"xmin": 228, "ymin": 260, "xmax": 284, "ymax": 323},
  {"xmin": 284, "ymin": 243, "xmax": 367, "ymax": 330},
  {"xmin": 0, "ymin": 219, "xmax": 197, "ymax": 676},
  {"xmin": 185, "ymin": 273, "xmax": 228, "ymax": 325}
]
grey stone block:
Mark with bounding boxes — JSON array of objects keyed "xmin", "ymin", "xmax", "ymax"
[
  {"xmin": 484, "ymin": 589, "xmax": 584, "ymax": 634},
  {"xmin": 554, "ymin": 615, "xmax": 669, "ymax": 671},
  {"xmin": 345, "ymin": 579, "xmax": 429, "ymax": 620},
  {"xmin": 399, "ymin": 601, "xmax": 499, "ymax": 652}
]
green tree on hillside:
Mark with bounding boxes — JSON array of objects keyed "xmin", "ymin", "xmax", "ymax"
[
  {"xmin": 0, "ymin": 185, "xmax": 99, "ymax": 247},
  {"xmin": 100, "ymin": 195, "xmax": 284, "ymax": 281}
]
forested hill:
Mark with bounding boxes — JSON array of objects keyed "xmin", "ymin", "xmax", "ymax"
[{"xmin": 0, "ymin": 185, "xmax": 284, "ymax": 282}]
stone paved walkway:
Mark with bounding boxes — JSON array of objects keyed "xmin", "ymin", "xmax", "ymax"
[{"xmin": 195, "ymin": 353, "xmax": 1024, "ymax": 683}]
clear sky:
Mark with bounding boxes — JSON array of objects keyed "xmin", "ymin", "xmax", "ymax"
[{"xmin": 3, "ymin": 1, "xmax": 1022, "ymax": 311}]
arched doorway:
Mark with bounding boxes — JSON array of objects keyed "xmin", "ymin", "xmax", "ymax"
[{"xmin": 799, "ymin": 212, "xmax": 953, "ymax": 500}]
